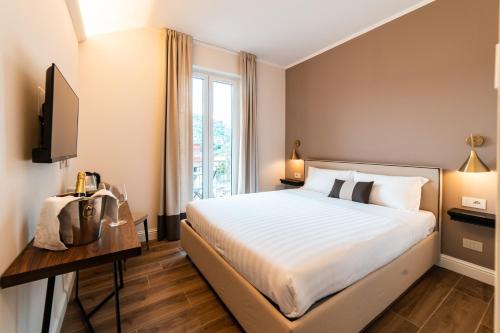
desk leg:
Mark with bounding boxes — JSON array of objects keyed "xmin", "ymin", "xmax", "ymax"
[
  {"xmin": 41, "ymin": 276, "xmax": 55, "ymax": 333},
  {"xmin": 144, "ymin": 219, "xmax": 149, "ymax": 250},
  {"xmin": 75, "ymin": 262, "xmax": 124, "ymax": 332},
  {"xmin": 113, "ymin": 261, "xmax": 122, "ymax": 333},
  {"xmin": 118, "ymin": 260, "xmax": 124, "ymax": 288}
]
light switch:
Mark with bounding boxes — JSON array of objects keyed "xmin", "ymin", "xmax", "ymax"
[{"xmin": 462, "ymin": 196, "xmax": 486, "ymax": 210}]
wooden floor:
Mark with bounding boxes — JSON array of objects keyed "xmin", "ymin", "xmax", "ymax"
[{"xmin": 61, "ymin": 240, "xmax": 494, "ymax": 333}]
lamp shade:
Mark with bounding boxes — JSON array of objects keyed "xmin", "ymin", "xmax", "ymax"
[
  {"xmin": 289, "ymin": 148, "xmax": 300, "ymax": 160},
  {"xmin": 289, "ymin": 139, "xmax": 301, "ymax": 160},
  {"xmin": 459, "ymin": 150, "xmax": 490, "ymax": 173}
]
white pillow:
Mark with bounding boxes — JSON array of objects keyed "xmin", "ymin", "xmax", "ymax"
[
  {"xmin": 353, "ymin": 172, "xmax": 429, "ymax": 211},
  {"xmin": 303, "ymin": 167, "xmax": 354, "ymax": 194}
]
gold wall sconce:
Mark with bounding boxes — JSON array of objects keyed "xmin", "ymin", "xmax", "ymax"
[
  {"xmin": 288, "ymin": 139, "xmax": 304, "ymax": 179},
  {"xmin": 458, "ymin": 134, "xmax": 490, "ymax": 173},
  {"xmin": 289, "ymin": 139, "xmax": 301, "ymax": 160}
]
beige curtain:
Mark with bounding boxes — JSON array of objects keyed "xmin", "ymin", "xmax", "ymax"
[
  {"xmin": 238, "ymin": 52, "xmax": 258, "ymax": 194},
  {"xmin": 158, "ymin": 29, "xmax": 193, "ymax": 241}
]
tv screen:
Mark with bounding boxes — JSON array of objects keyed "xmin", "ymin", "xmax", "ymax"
[{"xmin": 32, "ymin": 64, "xmax": 79, "ymax": 163}]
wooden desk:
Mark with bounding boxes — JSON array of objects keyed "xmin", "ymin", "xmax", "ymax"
[{"xmin": 1, "ymin": 202, "xmax": 141, "ymax": 333}]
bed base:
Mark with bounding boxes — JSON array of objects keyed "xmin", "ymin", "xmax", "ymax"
[{"xmin": 181, "ymin": 220, "xmax": 440, "ymax": 333}]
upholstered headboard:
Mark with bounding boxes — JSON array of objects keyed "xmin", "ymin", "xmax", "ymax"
[{"xmin": 304, "ymin": 160, "xmax": 443, "ymax": 226}]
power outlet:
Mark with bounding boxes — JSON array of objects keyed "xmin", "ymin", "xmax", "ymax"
[
  {"xmin": 462, "ymin": 196, "xmax": 486, "ymax": 210},
  {"xmin": 462, "ymin": 238, "xmax": 483, "ymax": 252},
  {"xmin": 294, "ymin": 172, "xmax": 302, "ymax": 179}
]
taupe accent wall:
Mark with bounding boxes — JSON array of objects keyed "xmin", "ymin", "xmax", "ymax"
[{"xmin": 286, "ymin": 0, "xmax": 498, "ymax": 268}]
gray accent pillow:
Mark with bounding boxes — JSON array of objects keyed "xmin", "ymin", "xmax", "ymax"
[{"xmin": 328, "ymin": 179, "xmax": 374, "ymax": 204}]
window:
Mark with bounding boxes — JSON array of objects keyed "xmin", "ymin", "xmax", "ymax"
[{"xmin": 192, "ymin": 71, "xmax": 239, "ymax": 200}]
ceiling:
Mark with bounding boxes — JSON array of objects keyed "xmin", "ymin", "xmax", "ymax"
[{"xmin": 73, "ymin": 0, "xmax": 434, "ymax": 68}]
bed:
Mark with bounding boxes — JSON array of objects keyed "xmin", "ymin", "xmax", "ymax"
[{"xmin": 181, "ymin": 160, "xmax": 442, "ymax": 333}]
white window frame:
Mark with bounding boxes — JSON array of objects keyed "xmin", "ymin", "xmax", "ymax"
[{"xmin": 193, "ymin": 70, "xmax": 240, "ymax": 198}]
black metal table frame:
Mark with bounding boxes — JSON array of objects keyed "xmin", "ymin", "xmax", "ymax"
[{"xmin": 41, "ymin": 260, "xmax": 124, "ymax": 333}]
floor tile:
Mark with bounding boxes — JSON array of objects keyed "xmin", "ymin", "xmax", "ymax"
[
  {"xmin": 420, "ymin": 290, "xmax": 487, "ymax": 333},
  {"xmin": 192, "ymin": 315, "xmax": 242, "ymax": 333},
  {"xmin": 455, "ymin": 276, "xmax": 494, "ymax": 302},
  {"xmin": 365, "ymin": 311, "xmax": 418, "ymax": 333},
  {"xmin": 476, "ymin": 324, "xmax": 494, "ymax": 333},
  {"xmin": 391, "ymin": 266, "xmax": 461, "ymax": 326},
  {"xmin": 481, "ymin": 299, "xmax": 494, "ymax": 330},
  {"xmin": 136, "ymin": 307, "xmax": 202, "ymax": 333}
]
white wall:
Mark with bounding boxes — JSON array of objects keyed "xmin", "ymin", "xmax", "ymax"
[
  {"xmin": 76, "ymin": 29, "xmax": 286, "ymax": 236},
  {"xmin": 0, "ymin": 1, "xmax": 79, "ymax": 332},
  {"xmin": 77, "ymin": 28, "xmax": 165, "ymax": 240}
]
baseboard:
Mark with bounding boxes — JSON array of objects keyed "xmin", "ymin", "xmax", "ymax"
[
  {"xmin": 438, "ymin": 254, "xmax": 496, "ymax": 286},
  {"xmin": 136, "ymin": 227, "xmax": 158, "ymax": 243}
]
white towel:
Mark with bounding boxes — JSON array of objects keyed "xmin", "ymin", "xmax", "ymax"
[
  {"xmin": 33, "ymin": 189, "xmax": 118, "ymax": 251},
  {"xmin": 94, "ymin": 189, "xmax": 119, "ymax": 225}
]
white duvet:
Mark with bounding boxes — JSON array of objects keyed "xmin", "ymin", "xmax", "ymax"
[{"xmin": 186, "ymin": 189, "xmax": 436, "ymax": 318}]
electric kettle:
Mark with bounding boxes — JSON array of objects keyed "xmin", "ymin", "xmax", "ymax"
[{"xmin": 85, "ymin": 171, "xmax": 101, "ymax": 191}]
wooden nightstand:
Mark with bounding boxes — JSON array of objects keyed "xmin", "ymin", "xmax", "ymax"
[
  {"xmin": 447, "ymin": 208, "xmax": 495, "ymax": 228},
  {"xmin": 280, "ymin": 178, "xmax": 305, "ymax": 188}
]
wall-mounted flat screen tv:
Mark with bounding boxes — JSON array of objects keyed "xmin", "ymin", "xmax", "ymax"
[{"xmin": 32, "ymin": 63, "xmax": 79, "ymax": 163}]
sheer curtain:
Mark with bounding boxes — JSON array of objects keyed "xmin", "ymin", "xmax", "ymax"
[
  {"xmin": 158, "ymin": 28, "xmax": 193, "ymax": 241},
  {"xmin": 238, "ymin": 51, "xmax": 259, "ymax": 194}
]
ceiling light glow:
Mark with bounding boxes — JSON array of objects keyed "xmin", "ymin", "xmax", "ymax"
[{"xmin": 78, "ymin": 0, "xmax": 154, "ymax": 37}]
